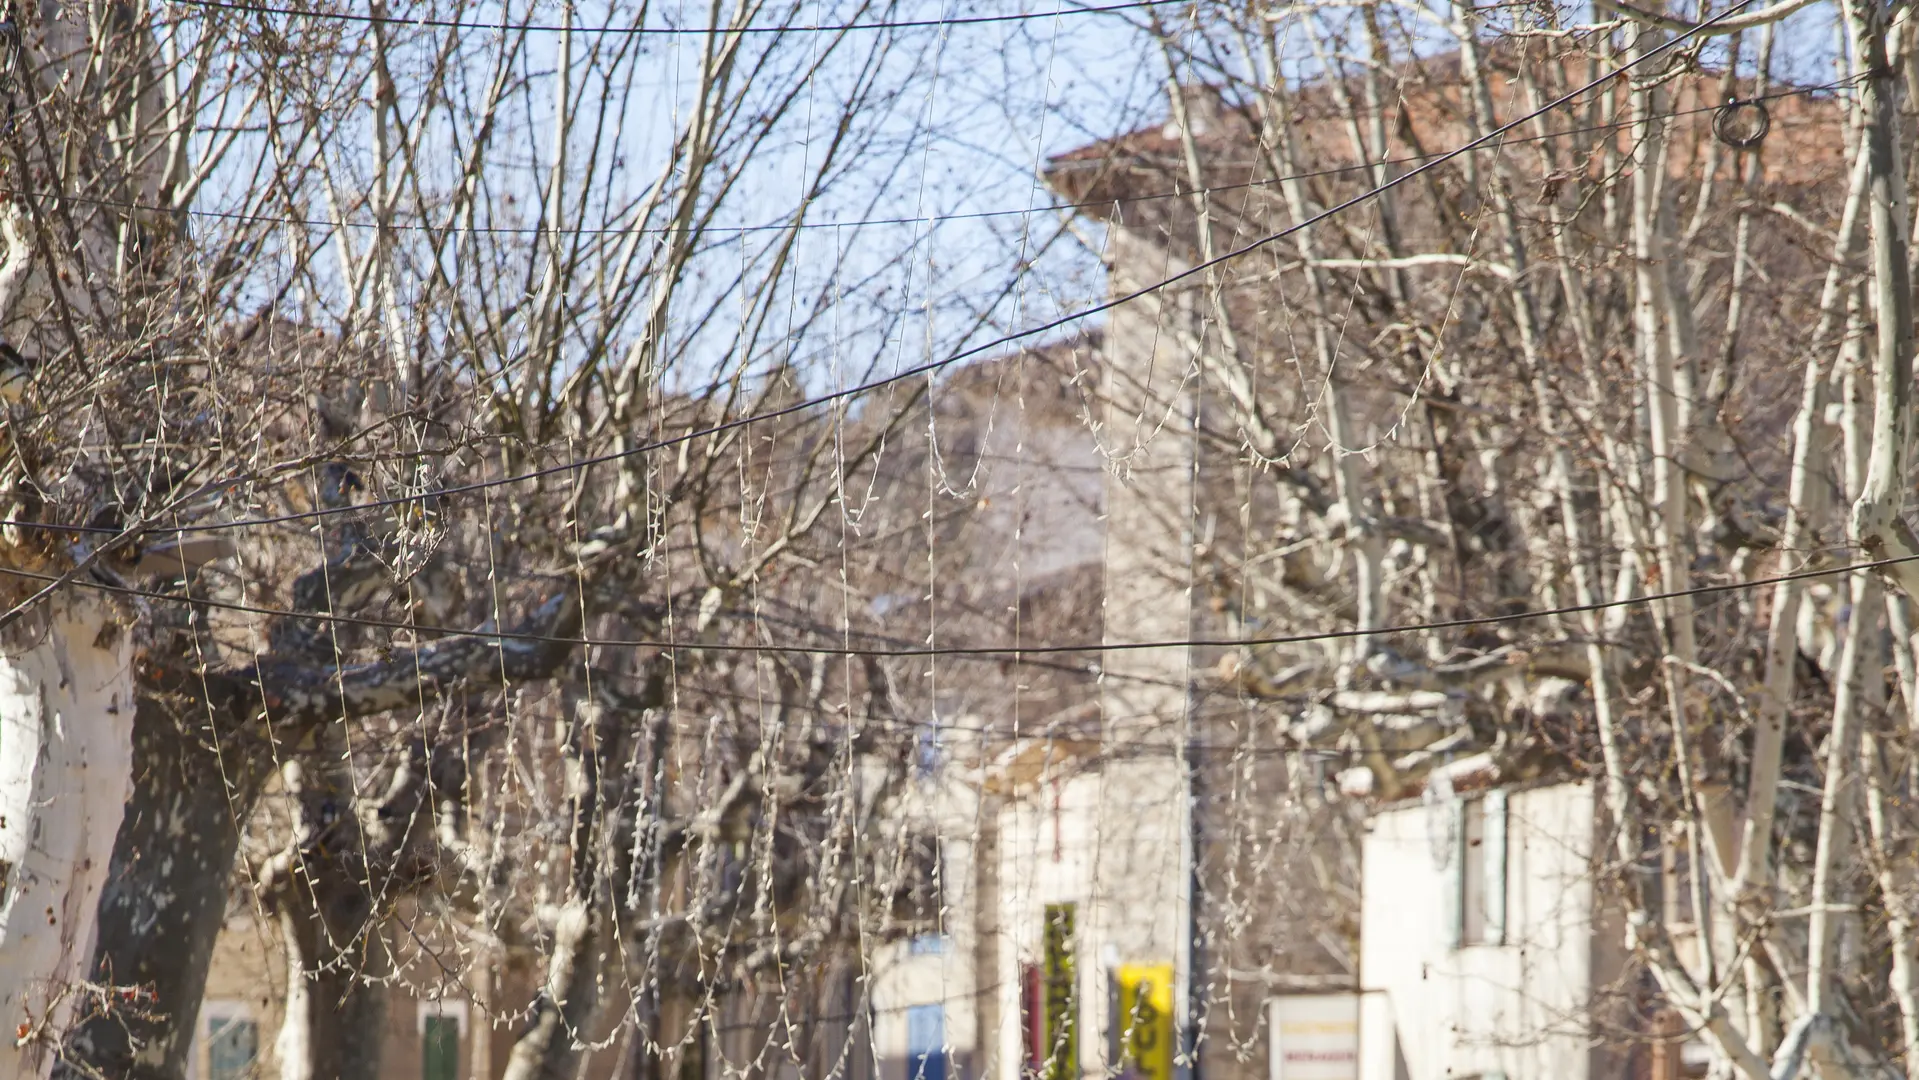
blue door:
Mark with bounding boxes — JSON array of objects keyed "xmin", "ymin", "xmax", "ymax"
[{"xmin": 907, "ymin": 1004, "xmax": 948, "ymax": 1080}]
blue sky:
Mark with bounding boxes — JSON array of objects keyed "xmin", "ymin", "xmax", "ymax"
[{"xmin": 174, "ymin": 0, "xmax": 1850, "ymax": 409}]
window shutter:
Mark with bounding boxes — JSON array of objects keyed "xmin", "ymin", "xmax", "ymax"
[
  {"xmin": 1444, "ymin": 797, "xmax": 1466, "ymax": 950},
  {"xmin": 1484, "ymin": 789, "xmax": 1508, "ymax": 946},
  {"xmin": 423, "ymin": 1016, "xmax": 459, "ymax": 1080}
]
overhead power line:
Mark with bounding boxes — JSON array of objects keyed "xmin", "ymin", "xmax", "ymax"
[
  {"xmin": 17, "ymin": 0, "xmax": 1767, "ymax": 541},
  {"xmin": 0, "ymin": 546, "xmax": 1900, "ymax": 659},
  {"xmin": 171, "ymin": 0, "xmax": 1185, "ymax": 34},
  {"xmin": 12, "ymin": 79, "xmax": 1849, "ymax": 241}
]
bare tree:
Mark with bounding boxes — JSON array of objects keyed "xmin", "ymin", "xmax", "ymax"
[
  {"xmin": 0, "ymin": 0, "xmax": 1075, "ymax": 1076},
  {"xmin": 1045, "ymin": 0, "xmax": 1919, "ymax": 1074}
]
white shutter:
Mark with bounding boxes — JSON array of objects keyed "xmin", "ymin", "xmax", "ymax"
[
  {"xmin": 1484, "ymin": 789, "xmax": 1508, "ymax": 946},
  {"xmin": 1443, "ymin": 797, "xmax": 1465, "ymax": 950}
]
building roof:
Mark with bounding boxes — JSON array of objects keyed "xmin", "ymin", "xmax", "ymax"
[{"xmin": 1043, "ymin": 44, "xmax": 1848, "ymax": 234}]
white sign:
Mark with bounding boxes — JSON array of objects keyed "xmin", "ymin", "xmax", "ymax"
[{"xmin": 1268, "ymin": 995, "xmax": 1359, "ymax": 1080}]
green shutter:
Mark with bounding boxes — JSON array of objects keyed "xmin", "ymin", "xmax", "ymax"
[
  {"xmin": 423, "ymin": 1015, "xmax": 460, "ymax": 1080},
  {"xmin": 1484, "ymin": 790, "xmax": 1508, "ymax": 946}
]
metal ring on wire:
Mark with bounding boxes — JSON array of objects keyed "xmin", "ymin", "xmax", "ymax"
[{"xmin": 1713, "ymin": 98, "xmax": 1771, "ymax": 150}]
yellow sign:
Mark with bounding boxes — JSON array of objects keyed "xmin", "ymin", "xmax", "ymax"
[
  {"xmin": 1041, "ymin": 904, "xmax": 1078, "ymax": 1080},
  {"xmin": 1114, "ymin": 964, "xmax": 1174, "ymax": 1080}
]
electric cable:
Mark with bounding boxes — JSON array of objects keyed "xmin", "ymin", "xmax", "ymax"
[
  {"xmin": 0, "ymin": 78, "xmax": 1851, "ymax": 241},
  {"xmin": 0, "ymin": 545, "xmax": 1902, "ymax": 659},
  {"xmin": 1, "ymin": 0, "xmax": 1772, "ymax": 541},
  {"xmin": 171, "ymin": 0, "xmax": 1186, "ymax": 34}
]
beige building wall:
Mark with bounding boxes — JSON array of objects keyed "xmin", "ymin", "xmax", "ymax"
[
  {"xmin": 991, "ymin": 757, "xmax": 1190, "ymax": 1080},
  {"xmin": 191, "ymin": 915, "xmax": 282, "ymax": 1080},
  {"xmin": 1085, "ymin": 220, "xmax": 1202, "ymax": 1080},
  {"xmin": 193, "ymin": 911, "xmax": 574, "ymax": 1080},
  {"xmin": 868, "ymin": 773, "xmax": 991, "ymax": 1080},
  {"xmin": 1358, "ymin": 782, "xmax": 1603, "ymax": 1080}
]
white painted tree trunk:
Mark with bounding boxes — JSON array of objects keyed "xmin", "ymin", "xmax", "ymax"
[{"xmin": 0, "ymin": 596, "xmax": 135, "ymax": 1078}]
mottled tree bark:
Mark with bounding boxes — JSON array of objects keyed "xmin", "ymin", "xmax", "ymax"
[
  {"xmin": 504, "ymin": 667, "xmax": 669, "ymax": 1080},
  {"xmin": 56, "ymin": 701, "xmax": 271, "ymax": 1080},
  {"xmin": 274, "ymin": 874, "xmax": 388, "ymax": 1080},
  {"xmin": 0, "ymin": 597, "xmax": 137, "ymax": 1080}
]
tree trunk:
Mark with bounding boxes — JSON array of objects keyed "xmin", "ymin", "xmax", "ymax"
[
  {"xmin": 56, "ymin": 701, "xmax": 271, "ymax": 1080},
  {"xmin": 1739, "ymin": 146, "xmax": 1870, "ymax": 901},
  {"xmin": 502, "ymin": 900, "xmax": 605, "ymax": 1080},
  {"xmin": 1843, "ymin": 0, "xmax": 1919, "ymax": 600},
  {"xmin": 503, "ymin": 676, "xmax": 658, "ymax": 1080},
  {"xmin": 1861, "ymin": 723, "xmax": 1919, "ymax": 1071},
  {"xmin": 0, "ymin": 596, "xmax": 136, "ymax": 1079},
  {"xmin": 276, "ymin": 884, "xmax": 387, "ymax": 1080}
]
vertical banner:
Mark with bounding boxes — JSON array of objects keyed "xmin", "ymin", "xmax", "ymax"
[
  {"xmin": 1113, "ymin": 964, "xmax": 1174, "ymax": 1080},
  {"xmin": 1268, "ymin": 995, "xmax": 1359, "ymax": 1080},
  {"xmin": 1041, "ymin": 903, "xmax": 1079, "ymax": 1080},
  {"xmin": 1022, "ymin": 963, "xmax": 1044, "ymax": 1076}
]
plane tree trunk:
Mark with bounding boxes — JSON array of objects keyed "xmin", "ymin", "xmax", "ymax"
[
  {"xmin": 0, "ymin": 597, "xmax": 137, "ymax": 1079},
  {"xmin": 54, "ymin": 697, "xmax": 273, "ymax": 1080}
]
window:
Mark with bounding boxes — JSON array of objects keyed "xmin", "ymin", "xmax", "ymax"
[
  {"xmin": 1460, "ymin": 797, "xmax": 1488, "ymax": 945},
  {"xmin": 909, "ymin": 934, "xmax": 948, "ymax": 956},
  {"xmin": 203, "ymin": 1005, "xmax": 258, "ymax": 1080},
  {"xmin": 915, "ymin": 725, "xmax": 942, "ymax": 776},
  {"xmin": 1448, "ymin": 791, "xmax": 1507, "ymax": 948},
  {"xmin": 679, "ymin": 1021, "xmax": 709, "ymax": 1080},
  {"xmin": 423, "ymin": 1016, "xmax": 460, "ymax": 1080},
  {"xmin": 720, "ymin": 839, "xmax": 748, "ymax": 895},
  {"xmin": 907, "ymin": 1004, "xmax": 949, "ymax": 1080},
  {"xmin": 417, "ymin": 999, "xmax": 469, "ymax": 1080}
]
